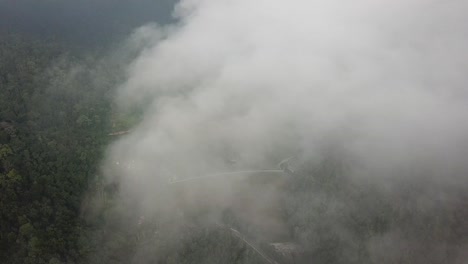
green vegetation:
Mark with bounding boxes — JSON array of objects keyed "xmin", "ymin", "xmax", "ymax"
[{"xmin": 0, "ymin": 33, "xmax": 115, "ymax": 263}]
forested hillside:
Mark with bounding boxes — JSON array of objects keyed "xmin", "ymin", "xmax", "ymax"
[{"xmin": 0, "ymin": 33, "xmax": 116, "ymax": 263}]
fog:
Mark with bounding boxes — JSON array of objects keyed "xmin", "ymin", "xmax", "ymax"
[
  {"xmin": 96, "ymin": 0, "xmax": 468, "ymax": 262},
  {"xmin": 3, "ymin": 0, "xmax": 463, "ymax": 262},
  {"xmin": 108, "ymin": 0, "xmax": 468, "ymax": 199}
]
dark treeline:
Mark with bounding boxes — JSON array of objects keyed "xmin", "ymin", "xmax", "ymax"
[{"xmin": 0, "ymin": 32, "xmax": 119, "ymax": 263}]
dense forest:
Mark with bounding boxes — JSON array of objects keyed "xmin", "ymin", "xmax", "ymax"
[
  {"xmin": 1, "ymin": 1, "xmax": 468, "ymax": 264},
  {"xmin": 0, "ymin": 33, "xmax": 113, "ymax": 263}
]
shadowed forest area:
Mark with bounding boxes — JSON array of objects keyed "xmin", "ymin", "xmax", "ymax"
[
  {"xmin": 1, "ymin": 1, "xmax": 468, "ymax": 264},
  {"xmin": 0, "ymin": 33, "xmax": 115, "ymax": 263}
]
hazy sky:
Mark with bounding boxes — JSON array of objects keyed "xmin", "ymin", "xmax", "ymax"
[{"xmin": 0, "ymin": 0, "xmax": 177, "ymax": 45}]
